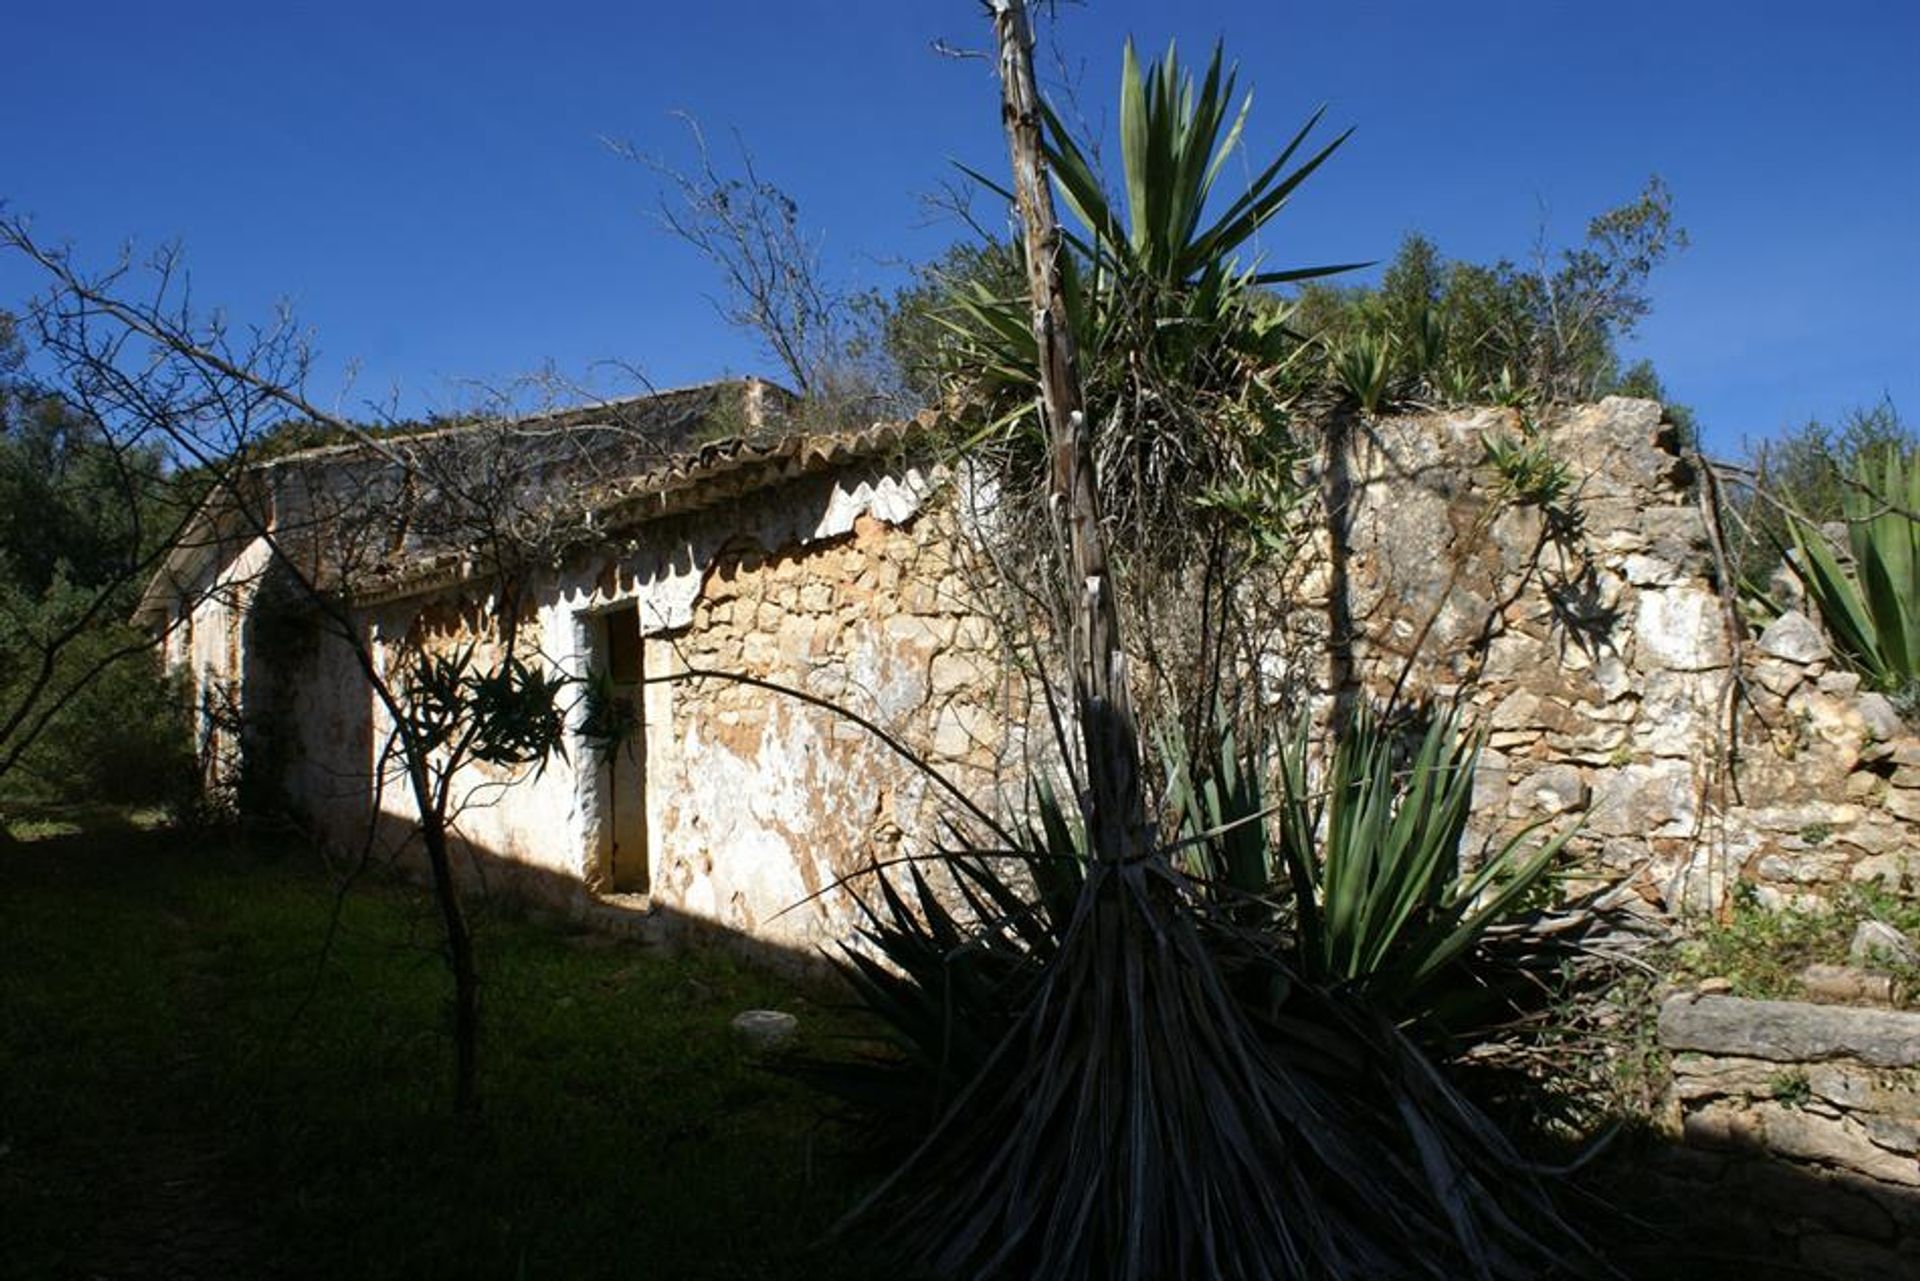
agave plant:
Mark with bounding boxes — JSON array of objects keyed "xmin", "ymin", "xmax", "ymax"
[
  {"xmin": 1483, "ymin": 428, "xmax": 1573, "ymax": 511},
  {"xmin": 1486, "ymin": 363, "xmax": 1531, "ymax": 407},
  {"xmin": 1165, "ymin": 707, "xmax": 1573, "ymax": 1035},
  {"xmin": 1409, "ymin": 303, "xmax": 1450, "ymax": 384},
  {"xmin": 1787, "ymin": 445, "xmax": 1920, "ymax": 693},
  {"xmin": 1329, "ymin": 329, "xmax": 1395, "ymax": 413},
  {"xmin": 1432, "ymin": 358, "xmax": 1482, "ymax": 408}
]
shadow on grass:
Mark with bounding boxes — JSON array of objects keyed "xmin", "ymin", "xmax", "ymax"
[
  {"xmin": 7, "ymin": 822, "xmax": 1914, "ymax": 1279},
  {"xmin": 0, "ymin": 823, "xmax": 891, "ymax": 1281}
]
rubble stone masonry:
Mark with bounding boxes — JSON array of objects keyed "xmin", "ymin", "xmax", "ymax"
[{"xmin": 1297, "ymin": 397, "xmax": 1920, "ymax": 915}]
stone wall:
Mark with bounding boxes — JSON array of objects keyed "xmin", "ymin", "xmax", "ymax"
[
  {"xmin": 177, "ymin": 396, "xmax": 1920, "ymax": 957},
  {"xmin": 1730, "ymin": 613, "xmax": 1920, "ymax": 910},
  {"xmin": 1301, "ymin": 397, "xmax": 1920, "ymax": 913},
  {"xmin": 250, "ymin": 458, "xmax": 1028, "ymax": 956},
  {"xmin": 642, "ymin": 502, "xmax": 1024, "ymax": 949},
  {"xmin": 1658, "ymin": 992, "xmax": 1920, "ymax": 1276}
]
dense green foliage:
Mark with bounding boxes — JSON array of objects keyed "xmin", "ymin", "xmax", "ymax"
[
  {"xmin": 0, "ymin": 312, "xmax": 194, "ymax": 813},
  {"xmin": 1292, "ymin": 181, "xmax": 1689, "ymax": 420},
  {"xmin": 872, "ymin": 238, "xmax": 1024, "ymax": 411},
  {"xmin": 1732, "ymin": 400, "xmax": 1915, "ymax": 581},
  {"xmin": 0, "ymin": 827, "xmax": 882, "ymax": 1279},
  {"xmin": 904, "ymin": 172, "xmax": 1689, "ymax": 444}
]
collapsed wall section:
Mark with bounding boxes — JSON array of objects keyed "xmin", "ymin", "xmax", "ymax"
[{"xmin": 1290, "ymin": 396, "xmax": 1920, "ymax": 913}]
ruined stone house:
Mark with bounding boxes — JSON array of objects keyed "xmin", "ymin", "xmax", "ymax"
[
  {"xmin": 133, "ymin": 388, "xmax": 1920, "ymax": 1266},
  {"xmin": 135, "ymin": 380, "xmax": 1025, "ymax": 954},
  {"xmin": 138, "ymin": 388, "xmax": 1920, "ymax": 958}
]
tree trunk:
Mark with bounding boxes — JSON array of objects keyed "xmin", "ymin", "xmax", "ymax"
[
  {"xmin": 414, "ymin": 773, "xmax": 481, "ymax": 1115},
  {"xmin": 988, "ymin": 0, "xmax": 1147, "ymax": 864}
]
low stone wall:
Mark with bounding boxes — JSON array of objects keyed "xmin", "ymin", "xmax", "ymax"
[{"xmin": 1658, "ymin": 992, "xmax": 1920, "ymax": 1276}]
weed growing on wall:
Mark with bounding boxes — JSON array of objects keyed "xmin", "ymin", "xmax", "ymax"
[{"xmin": 1671, "ymin": 881, "xmax": 1920, "ymax": 1004}]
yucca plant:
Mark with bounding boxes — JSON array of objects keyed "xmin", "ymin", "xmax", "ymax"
[
  {"xmin": 1047, "ymin": 40, "xmax": 1356, "ymax": 300},
  {"xmin": 796, "ymin": 712, "xmax": 1589, "ymax": 1278},
  {"xmin": 795, "ymin": 13, "xmax": 1597, "ymax": 1277},
  {"xmin": 1787, "ymin": 445, "xmax": 1920, "ymax": 693},
  {"xmin": 1275, "ymin": 709, "xmax": 1571, "ymax": 1022},
  {"xmin": 802, "ymin": 782, "xmax": 1597, "ymax": 1281},
  {"xmin": 939, "ymin": 40, "xmax": 1359, "ymax": 538},
  {"xmin": 788, "ymin": 785, "xmax": 1087, "ymax": 1143}
]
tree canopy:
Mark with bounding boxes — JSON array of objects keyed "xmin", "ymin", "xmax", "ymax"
[{"xmin": 0, "ymin": 311, "xmax": 193, "ymax": 812}]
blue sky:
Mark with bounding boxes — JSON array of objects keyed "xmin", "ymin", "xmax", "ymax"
[{"xmin": 3, "ymin": 1, "xmax": 1914, "ymax": 456}]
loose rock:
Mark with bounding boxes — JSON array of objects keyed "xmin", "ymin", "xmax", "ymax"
[
  {"xmin": 1852, "ymin": 921, "xmax": 1920, "ymax": 970},
  {"xmin": 1859, "ymin": 693, "xmax": 1908, "ymax": 742},
  {"xmin": 730, "ymin": 1009, "xmax": 799, "ymax": 1052},
  {"xmin": 1756, "ymin": 610, "xmax": 1832, "ymax": 665}
]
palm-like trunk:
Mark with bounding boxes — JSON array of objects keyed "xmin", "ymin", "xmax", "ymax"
[{"xmin": 989, "ymin": 0, "xmax": 1147, "ymax": 865}]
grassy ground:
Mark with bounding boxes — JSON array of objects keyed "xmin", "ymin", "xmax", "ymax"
[{"xmin": 0, "ymin": 822, "xmax": 886, "ymax": 1280}]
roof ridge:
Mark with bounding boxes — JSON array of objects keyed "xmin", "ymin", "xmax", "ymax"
[{"xmin": 253, "ymin": 375, "xmax": 799, "ymax": 469}]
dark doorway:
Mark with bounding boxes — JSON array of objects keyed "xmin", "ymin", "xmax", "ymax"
[{"xmin": 600, "ymin": 604, "xmax": 649, "ymax": 894}]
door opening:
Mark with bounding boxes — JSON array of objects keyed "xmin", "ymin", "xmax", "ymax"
[{"xmin": 599, "ymin": 604, "xmax": 649, "ymax": 895}]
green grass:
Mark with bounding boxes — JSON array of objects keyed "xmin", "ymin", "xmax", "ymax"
[
  {"xmin": 0, "ymin": 800, "xmax": 173, "ymax": 842},
  {"xmin": 0, "ymin": 826, "xmax": 886, "ymax": 1280}
]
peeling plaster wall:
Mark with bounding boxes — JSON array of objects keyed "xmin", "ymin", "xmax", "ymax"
[
  {"xmin": 208, "ymin": 458, "xmax": 1024, "ymax": 948},
  {"xmin": 644, "ymin": 503, "xmax": 1018, "ymax": 950},
  {"xmin": 157, "ymin": 533, "xmax": 277, "ymax": 802}
]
